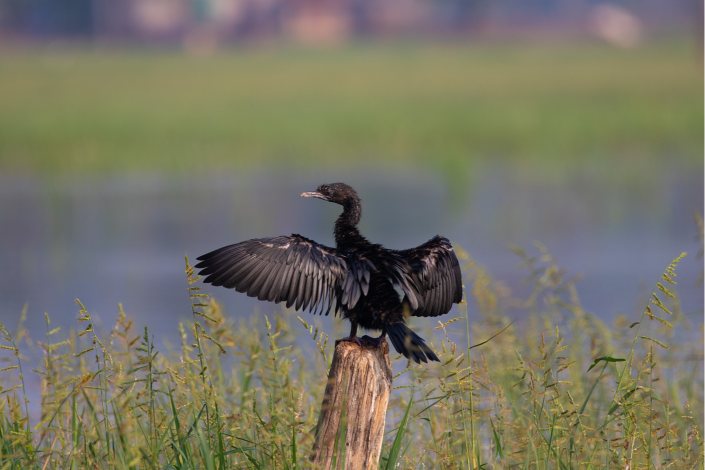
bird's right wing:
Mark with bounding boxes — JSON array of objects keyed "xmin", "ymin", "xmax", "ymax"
[{"xmin": 195, "ymin": 235, "xmax": 369, "ymax": 315}]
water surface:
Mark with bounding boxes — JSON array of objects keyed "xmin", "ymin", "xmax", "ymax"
[{"xmin": 1, "ymin": 165, "xmax": 702, "ymax": 346}]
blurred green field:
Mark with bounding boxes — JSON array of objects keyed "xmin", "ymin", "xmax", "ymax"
[{"xmin": 0, "ymin": 39, "xmax": 701, "ymax": 175}]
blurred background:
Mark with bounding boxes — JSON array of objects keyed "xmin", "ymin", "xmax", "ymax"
[{"xmin": 0, "ymin": 0, "xmax": 702, "ymax": 350}]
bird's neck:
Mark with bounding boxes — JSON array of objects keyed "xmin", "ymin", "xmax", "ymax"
[{"xmin": 334, "ymin": 199, "xmax": 362, "ymax": 246}]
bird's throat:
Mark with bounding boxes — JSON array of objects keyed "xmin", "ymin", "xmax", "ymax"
[{"xmin": 334, "ymin": 200, "xmax": 362, "ymax": 245}]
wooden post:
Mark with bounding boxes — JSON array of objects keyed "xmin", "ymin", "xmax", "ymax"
[{"xmin": 311, "ymin": 335, "xmax": 392, "ymax": 469}]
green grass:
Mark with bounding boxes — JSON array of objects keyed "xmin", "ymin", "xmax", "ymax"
[
  {"xmin": 0, "ymin": 247, "xmax": 701, "ymax": 468},
  {"xmin": 0, "ymin": 39, "xmax": 701, "ymax": 177}
]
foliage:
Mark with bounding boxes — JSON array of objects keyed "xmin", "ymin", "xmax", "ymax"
[{"xmin": 0, "ymin": 250, "xmax": 701, "ymax": 468}]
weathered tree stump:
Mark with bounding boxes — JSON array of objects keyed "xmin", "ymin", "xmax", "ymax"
[{"xmin": 311, "ymin": 336, "xmax": 392, "ymax": 469}]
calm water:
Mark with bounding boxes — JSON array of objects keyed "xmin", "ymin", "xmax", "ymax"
[{"xmin": 1, "ymin": 165, "xmax": 702, "ymax": 347}]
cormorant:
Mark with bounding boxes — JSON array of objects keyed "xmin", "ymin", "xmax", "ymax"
[{"xmin": 195, "ymin": 183, "xmax": 463, "ymax": 363}]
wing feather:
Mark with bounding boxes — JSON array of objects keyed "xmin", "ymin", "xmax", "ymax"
[
  {"xmin": 261, "ymin": 263, "xmax": 281, "ymax": 302},
  {"xmin": 285, "ymin": 267, "xmax": 300, "ymax": 309},
  {"xmin": 295, "ymin": 265, "xmax": 308, "ymax": 310},
  {"xmin": 196, "ymin": 235, "xmax": 352, "ymax": 315},
  {"xmin": 312, "ymin": 275, "xmax": 322, "ymax": 314}
]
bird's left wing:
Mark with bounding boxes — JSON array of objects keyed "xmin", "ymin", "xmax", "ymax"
[
  {"xmin": 397, "ymin": 235, "xmax": 463, "ymax": 317},
  {"xmin": 195, "ymin": 235, "xmax": 349, "ymax": 315}
]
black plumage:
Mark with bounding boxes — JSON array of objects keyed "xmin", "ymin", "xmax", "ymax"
[{"xmin": 196, "ymin": 183, "xmax": 463, "ymax": 363}]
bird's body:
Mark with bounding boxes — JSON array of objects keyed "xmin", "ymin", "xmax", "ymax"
[{"xmin": 196, "ymin": 183, "xmax": 463, "ymax": 363}]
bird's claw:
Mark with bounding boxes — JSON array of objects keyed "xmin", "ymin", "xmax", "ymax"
[
  {"xmin": 369, "ymin": 334, "xmax": 387, "ymax": 348},
  {"xmin": 337, "ymin": 336, "xmax": 363, "ymax": 346},
  {"xmin": 336, "ymin": 334, "xmax": 388, "ymax": 351}
]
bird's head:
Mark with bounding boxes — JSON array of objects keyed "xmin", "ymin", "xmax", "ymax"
[{"xmin": 301, "ymin": 183, "xmax": 359, "ymax": 206}]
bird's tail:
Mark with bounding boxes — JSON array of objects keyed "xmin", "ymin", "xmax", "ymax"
[{"xmin": 386, "ymin": 323, "xmax": 440, "ymax": 364}]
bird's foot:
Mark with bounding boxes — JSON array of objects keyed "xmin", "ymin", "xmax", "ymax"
[
  {"xmin": 336, "ymin": 336, "xmax": 363, "ymax": 347},
  {"xmin": 368, "ymin": 333, "xmax": 387, "ymax": 348},
  {"xmin": 336, "ymin": 334, "xmax": 388, "ymax": 351}
]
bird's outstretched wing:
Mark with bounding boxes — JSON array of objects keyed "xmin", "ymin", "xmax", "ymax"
[
  {"xmin": 398, "ymin": 236, "xmax": 463, "ymax": 317},
  {"xmin": 195, "ymin": 235, "xmax": 368, "ymax": 315}
]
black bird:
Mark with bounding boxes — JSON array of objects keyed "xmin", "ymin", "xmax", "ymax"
[{"xmin": 195, "ymin": 183, "xmax": 463, "ymax": 363}]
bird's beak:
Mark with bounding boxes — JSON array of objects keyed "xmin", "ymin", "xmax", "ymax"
[{"xmin": 300, "ymin": 191, "xmax": 328, "ymax": 201}]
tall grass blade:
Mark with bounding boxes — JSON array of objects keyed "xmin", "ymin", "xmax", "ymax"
[{"xmin": 385, "ymin": 395, "xmax": 412, "ymax": 470}]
